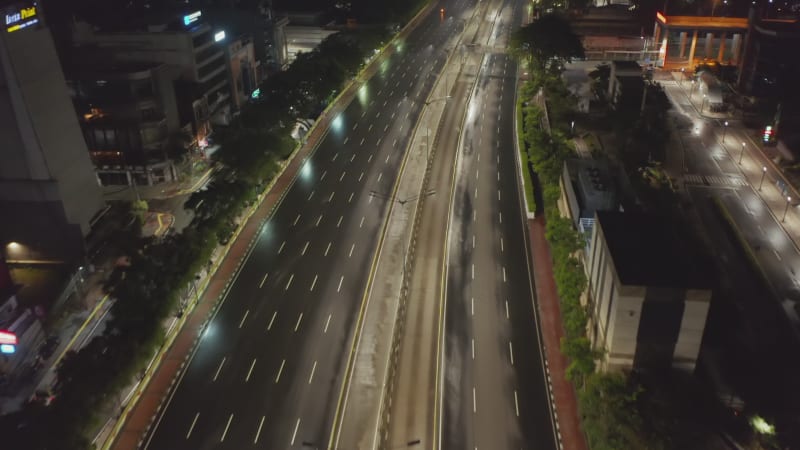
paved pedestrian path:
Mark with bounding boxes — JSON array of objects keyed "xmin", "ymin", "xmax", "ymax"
[{"xmin": 527, "ymin": 216, "xmax": 588, "ymax": 450}]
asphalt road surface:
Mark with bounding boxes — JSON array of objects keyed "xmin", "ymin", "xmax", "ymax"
[
  {"xmin": 441, "ymin": 1, "xmax": 557, "ymax": 449},
  {"xmin": 142, "ymin": 3, "xmax": 475, "ymax": 448}
]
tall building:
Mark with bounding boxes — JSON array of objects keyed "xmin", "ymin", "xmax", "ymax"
[
  {"xmin": 0, "ymin": 0, "xmax": 104, "ymax": 264},
  {"xmin": 586, "ymin": 211, "xmax": 712, "ymax": 373}
]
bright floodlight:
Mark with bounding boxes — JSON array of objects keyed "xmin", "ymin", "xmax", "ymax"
[{"xmin": 750, "ymin": 415, "xmax": 775, "ymax": 435}]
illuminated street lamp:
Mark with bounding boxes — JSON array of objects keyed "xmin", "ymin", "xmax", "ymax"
[
  {"xmin": 738, "ymin": 142, "xmax": 746, "ymax": 165},
  {"xmin": 722, "ymin": 120, "xmax": 728, "ymax": 141},
  {"xmin": 783, "ymin": 196, "xmax": 792, "ymax": 222},
  {"xmin": 759, "ymin": 166, "xmax": 767, "ymax": 191}
]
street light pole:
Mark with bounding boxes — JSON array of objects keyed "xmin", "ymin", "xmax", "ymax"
[
  {"xmin": 783, "ymin": 196, "xmax": 792, "ymax": 222},
  {"xmin": 739, "ymin": 142, "xmax": 746, "ymax": 165},
  {"xmin": 723, "ymin": 120, "xmax": 728, "ymax": 141},
  {"xmin": 759, "ymin": 166, "xmax": 767, "ymax": 190}
]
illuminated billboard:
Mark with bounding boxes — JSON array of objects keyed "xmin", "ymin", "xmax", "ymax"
[
  {"xmin": 0, "ymin": 330, "xmax": 17, "ymax": 354},
  {"xmin": 183, "ymin": 10, "xmax": 201, "ymax": 26},
  {"xmin": 214, "ymin": 30, "xmax": 225, "ymax": 42},
  {"xmin": 4, "ymin": 2, "xmax": 39, "ymax": 33}
]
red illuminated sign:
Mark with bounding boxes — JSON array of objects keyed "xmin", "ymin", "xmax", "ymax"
[{"xmin": 0, "ymin": 330, "xmax": 17, "ymax": 345}]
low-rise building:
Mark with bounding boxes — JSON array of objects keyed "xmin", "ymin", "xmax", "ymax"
[
  {"xmin": 559, "ymin": 159, "xmax": 620, "ymax": 244},
  {"xmin": 587, "ymin": 211, "xmax": 712, "ymax": 373},
  {"xmin": 607, "ymin": 60, "xmax": 644, "ymax": 110}
]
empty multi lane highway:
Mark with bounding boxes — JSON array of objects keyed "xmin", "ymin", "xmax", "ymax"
[
  {"xmin": 441, "ymin": 0, "xmax": 557, "ymax": 448},
  {"xmin": 142, "ymin": 4, "xmax": 472, "ymax": 449}
]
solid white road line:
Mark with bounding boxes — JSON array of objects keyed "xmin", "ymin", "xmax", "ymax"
[
  {"xmin": 302, "ymin": 241, "xmax": 309, "ymax": 255},
  {"xmin": 213, "ymin": 357, "xmax": 226, "ymax": 381},
  {"xmin": 509, "ymin": 341, "xmax": 515, "ymax": 365},
  {"xmin": 308, "ymin": 361, "xmax": 317, "ymax": 384},
  {"xmin": 337, "ymin": 275, "xmax": 344, "ymax": 292},
  {"xmin": 275, "ymin": 359, "xmax": 286, "ymax": 383},
  {"xmin": 291, "ymin": 418, "xmax": 301, "ymax": 446},
  {"xmin": 186, "ymin": 412, "xmax": 199, "ymax": 439},
  {"xmin": 220, "ymin": 413, "xmax": 233, "ymax": 442},
  {"xmin": 285, "ymin": 274, "xmax": 294, "ymax": 291},
  {"xmin": 294, "ymin": 313, "xmax": 303, "ymax": 332},
  {"xmin": 246, "ymin": 358, "xmax": 257, "ymax": 382},
  {"xmin": 325, "ymin": 242, "xmax": 332, "ymax": 256},
  {"xmin": 267, "ymin": 312, "xmax": 277, "ymax": 331},
  {"xmin": 324, "ymin": 314, "xmax": 332, "ymax": 333},
  {"xmin": 310, "ymin": 275, "xmax": 318, "ymax": 292},
  {"xmin": 238, "ymin": 310, "xmax": 249, "ymax": 329},
  {"xmin": 278, "ymin": 241, "xmax": 286, "ymax": 254},
  {"xmin": 514, "ymin": 390, "xmax": 520, "ymax": 417},
  {"xmin": 254, "ymin": 416, "xmax": 265, "ymax": 444},
  {"xmin": 293, "ymin": 214, "xmax": 301, "ymax": 226},
  {"xmin": 259, "ymin": 272, "xmax": 269, "ymax": 288}
]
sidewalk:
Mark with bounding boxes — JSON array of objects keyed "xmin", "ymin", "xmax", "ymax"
[{"xmin": 527, "ymin": 216, "xmax": 588, "ymax": 450}]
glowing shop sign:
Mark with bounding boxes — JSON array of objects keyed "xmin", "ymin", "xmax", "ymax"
[
  {"xmin": 0, "ymin": 330, "xmax": 16, "ymax": 353},
  {"xmin": 214, "ymin": 30, "xmax": 225, "ymax": 42},
  {"xmin": 5, "ymin": 3, "xmax": 38, "ymax": 33},
  {"xmin": 183, "ymin": 10, "xmax": 201, "ymax": 26}
]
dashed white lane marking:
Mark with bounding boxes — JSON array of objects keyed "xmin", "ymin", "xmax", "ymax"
[
  {"xmin": 360, "ymin": 138, "xmax": 365, "ymax": 146},
  {"xmin": 514, "ymin": 390, "xmax": 520, "ymax": 416},
  {"xmin": 368, "ymin": 194, "xmax": 374, "ymax": 204},
  {"xmin": 368, "ymin": 124, "xmax": 373, "ymax": 132},
  {"xmin": 473, "ymin": 210, "xmax": 476, "ymax": 222},
  {"xmin": 220, "ymin": 413, "xmax": 234, "ymax": 442},
  {"xmin": 348, "ymin": 192, "xmax": 354, "ymax": 203},
  {"xmin": 186, "ymin": 412, "xmax": 199, "ymax": 439},
  {"xmin": 471, "ymin": 264, "xmax": 475, "ymax": 280},
  {"xmin": 254, "ymin": 416, "xmax": 265, "ymax": 444},
  {"xmin": 343, "ymin": 137, "xmax": 349, "ymax": 145},
  {"xmin": 377, "ymin": 111, "xmax": 381, "ymax": 118},
  {"xmin": 332, "ymin": 153, "xmax": 338, "ymax": 162},
  {"xmin": 474, "ymin": 187, "xmax": 478, "ymax": 199},
  {"xmin": 325, "ymin": 242, "xmax": 332, "ymax": 256},
  {"xmin": 213, "ymin": 357, "xmax": 226, "ymax": 381},
  {"xmin": 503, "ymin": 267, "xmax": 507, "ymax": 282},
  {"xmin": 499, "ymin": 212, "xmax": 503, "ymax": 223},
  {"xmin": 473, "ymin": 387, "xmax": 477, "ymax": 413},
  {"xmin": 497, "ymin": 171, "xmax": 500, "ymax": 181},
  {"xmin": 278, "ymin": 241, "xmax": 286, "ymax": 254},
  {"xmin": 384, "ymin": 124, "xmax": 389, "ymax": 132},
  {"xmin": 340, "ymin": 171, "xmax": 346, "ymax": 181},
  {"xmin": 337, "ymin": 216, "xmax": 343, "ymax": 227},
  {"xmin": 308, "ymin": 190, "xmax": 315, "ymax": 201},
  {"xmin": 238, "ymin": 310, "xmax": 249, "ymax": 329},
  {"xmin": 377, "ymin": 172, "xmax": 383, "ymax": 182},
  {"xmin": 337, "ymin": 275, "xmax": 344, "ymax": 292},
  {"xmin": 500, "ymin": 237, "xmax": 504, "ymax": 252},
  {"xmin": 509, "ymin": 341, "xmax": 515, "ymax": 365},
  {"xmin": 259, "ymin": 272, "xmax": 269, "ymax": 288},
  {"xmin": 359, "ymin": 172, "xmax": 364, "ymax": 182},
  {"xmin": 471, "ymin": 338, "xmax": 475, "ymax": 359},
  {"xmin": 310, "ymin": 275, "xmax": 318, "ymax": 292},
  {"xmin": 369, "ymin": 151, "xmax": 375, "ymax": 161},
  {"xmin": 308, "ymin": 360, "xmax": 318, "ymax": 384},
  {"xmin": 285, "ymin": 274, "xmax": 294, "ymax": 290},
  {"xmin": 324, "ymin": 314, "xmax": 332, "ymax": 333},
  {"xmin": 359, "ymin": 216, "xmax": 365, "ymax": 228},
  {"xmin": 349, "ymin": 243, "xmax": 355, "ymax": 257},
  {"xmin": 472, "ymin": 235, "xmax": 475, "ymax": 249},
  {"xmin": 293, "ymin": 214, "xmax": 301, "ymax": 226},
  {"xmin": 476, "ymin": 169, "xmax": 479, "ymax": 179},
  {"xmin": 328, "ymin": 191, "xmax": 335, "ymax": 202},
  {"xmin": 392, "ymin": 138, "xmax": 397, "ymax": 147},
  {"xmin": 505, "ymin": 300, "xmax": 509, "ymax": 319},
  {"xmin": 386, "ymin": 153, "xmax": 391, "ymax": 163},
  {"xmin": 478, "ymin": 153, "xmax": 481, "ymax": 162},
  {"xmin": 290, "ymin": 418, "xmax": 301, "ymax": 446},
  {"xmin": 302, "ymin": 241, "xmax": 309, "ymax": 255},
  {"xmin": 245, "ymin": 358, "xmax": 257, "ymax": 382},
  {"xmin": 275, "ymin": 359, "xmax": 286, "ymax": 383},
  {"xmin": 315, "ymin": 214, "xmax": 323, "ymax": 226},
  {"xmin": 294, "ymin": 313, "xmax": 303, "ymax": 332},
  {"xmin": 498, "ymin": 189, "xmax": 501, "ymax": 201},
  {"xmin": 471, "ymin": 297, "xmax": 474, "ymax": 316},
  {"xmin": 353, "ymin": 123, "xmax": 358, "ymax": 131},
  {"xmin": 350, "ymin": 153, "xmax": 356, "ymax": 162}
]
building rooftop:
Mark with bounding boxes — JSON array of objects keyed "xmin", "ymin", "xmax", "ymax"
[
  {"xmin": 612, "ymin": 60, "xmax": 641, "ymax": 71},
  {"xmin": 596, "ymin": 210, "xmax": 712, "ymax": 289}
]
